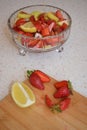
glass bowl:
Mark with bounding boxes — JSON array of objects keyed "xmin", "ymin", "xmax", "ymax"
[{"xmin": 8, "ymin": 5, "xmax": 72, "ymax": 55}]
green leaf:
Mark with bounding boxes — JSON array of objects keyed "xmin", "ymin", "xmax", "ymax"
[
  {"xmin": 68, "ymin": 80, "xmax": 73, "ymax": 95},
  {"xmin": 27, "ymin": 70, "xmax": 34, "ymax": 78},
  {"xmin": 50, "ymin": 104, "xmax": 62, "ymax": 113}
]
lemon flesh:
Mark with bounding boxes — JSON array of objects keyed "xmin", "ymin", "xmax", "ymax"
[
  {"xmin": 11, "ymin": 82, "xmax": 35, "ymax": 108},
  {"xmin": 46, "ymin": 12, "xmax": 59, "ymax": 22},
  {"xmin": 20, "ymin": 22, "xmax": 37, "ymax": 33},
  {"xmin": 17, "ymin": 12, "xmax": 31, "ymax": 19},
  {"xmin": 31, "ymin": 11, "xmax": 41, "ymax": 20}
]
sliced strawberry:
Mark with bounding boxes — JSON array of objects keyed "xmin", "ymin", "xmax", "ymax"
[
  {"xmin": 13, "ymin": 26, "xmax": 25, "ymax": 35},
  {"xmin": 54, "ymin": 80, "xmax": 68, "ymax": 89},
  {"xmin": 45, "ymin": 95, "xmax": 54, "ymax": 108},
  {"xmin": 59, "ymin": 98, "xmax": 71, "ymax": 111},
  {"xmin": 34, "ymin": 40, "xmax": 44, "ymax": 48},
  {"xmin": 28, "ymin": 39, "xmax": 40, "ymax": 47},
  {"xmin": 27, "ymin": 70, "xmax": 44, "ymax": 90},
  {"xmin": 21, "ymin": 37, "xmax": 30, "ymax": 46},
  {"xmin": 38, "ymin": 13, "xmax": 46, "ymax": 23},
  {"xmin": 61, "ymin": 23, "xmax": 68, "ymax": 30},
  {"xmin": 15, "ymin": 18, "xmax": 27, "ymax": 27},
  {"xmin": 33, "ymin": 21, "xmax": 42, "ymax": 32},
  {"xmin": 41, "ymin": 27, "xmax": 50, "ymax": 37},
  {"xmin": 44, "ymin": 37, "xmax": 58, "ymax": 46},
  {"xmin": 24, "ymin": 32, "xmax": 34, "ymax": 37},
  {"xmin": 34, "ymin": 70, "xmax": 50, "ymax": 82},
  {"xmin": 56, "ymin": 10, "xmax": 64, "ymax": 21},
  {"xmin": 53, "ymin": 24, "xmax": 62, "ymax": 34},
  {"xmin": 29, "ymin": 15, "xmax": 36, "ymax": 23}
]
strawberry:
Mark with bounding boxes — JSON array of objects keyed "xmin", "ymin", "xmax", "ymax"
[
  {"xmin": 61, "ymin": 23, "xmax": 68, "ymax": 30},
  {"xmin": 55, "ymin": 10, "xmax": 64, "ymax": 21},
  {"xmin": 34, "ymin": 70, "xmax": 50, "ymax": 82},
  {"xmin": 34, "ymin": 40, "xmax": 44, "ymax": 48},
  {"xmin": 54, "ymin": 80, "xmax": 73, "ymax": 98},
  {"xmin": 41, "ymin": 27, "xmax": 50, "ymax": 37},
  {"xmin": 59, "ymin": 98, "xmax": 71, "ymax": 111},
  {"xmin": 45, "ymin": 96, "xmax": 71, "ymax": 112},
  {"xmin": 54, "ymin": 80, "xmax": 68, "ymax": 89},
  {"xmin": 54, "ymin": 86, "xmax": 70, "ymax": 98},
  {"xmin": 45, "ymin": 95, "xmax": 54, "ymax": 108},
  {"xmin": 14, "ymin": 18, "xmax": 27, "ymax": 27},
  {"xmin": 27, "ymin": 70, "xmax": 44, "ymax": 90},
  {"xmin": 28, "ymin": 39, "xmax": 40, "ymax": 47},
  {"xmin": 13, "ymin": 26, "xmax": 25, "ymax": 35}
]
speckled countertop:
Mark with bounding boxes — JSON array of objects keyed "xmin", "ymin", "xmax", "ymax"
[{"xmin": 0, "ymin": 0, "xmax": 87, "ymax": 100}]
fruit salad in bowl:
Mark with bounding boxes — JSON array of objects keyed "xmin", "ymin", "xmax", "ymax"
[{"xmin": 8, "ymin": 5, "xmax": 72, "ymax": 55}]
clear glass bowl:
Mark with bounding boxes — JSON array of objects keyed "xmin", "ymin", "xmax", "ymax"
[{"xmin": 8, "ymin": 5, "xmax": 72, "ymax": 55}]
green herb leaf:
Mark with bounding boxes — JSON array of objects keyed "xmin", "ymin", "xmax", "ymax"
[{"xmin": 27, "ymin": 70, "xmax": 34, "ymax": 78}]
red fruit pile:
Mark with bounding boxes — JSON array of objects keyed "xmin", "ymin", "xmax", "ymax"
[
  {"xmin": 12, "ymin": 9, "xmax": 69, "ymax": 49},
  {"xmin": 45, "ymin": 80, "xmax": 73, "ymax": 112},
  {"xmin": 27, "ymin": 70, "xmax": 73, "ymax": 112}
]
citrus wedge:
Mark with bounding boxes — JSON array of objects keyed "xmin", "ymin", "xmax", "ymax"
[
  {"xmin": 46, "ymin": 12, "xmax": 59, "ymax": 22},
  {"xmin": 31, "ymin": 11, "xmax": 41, "ymax": 20},
  {"xmin": 11, "ymin": 82, "xmax": 36, "ymax": 108},
  {"xmin": 17, "ymin": 11, "xmax": 31, "ymax": 19},
  {"xmin": 20, "ymin": 22, "xmax": 37, "ymax": 33}
]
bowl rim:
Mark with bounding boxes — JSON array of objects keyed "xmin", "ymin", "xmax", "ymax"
[{"xmin": 8, "ymin": 4, "xmax": 72, "ymax": 40}]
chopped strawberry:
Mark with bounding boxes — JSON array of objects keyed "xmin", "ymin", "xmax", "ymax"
[
  {"xmin": 45, "ymin": 95, "xmax": 54, "ymax": 108},
  {"xmin": 59, "ymin": 98, "xmax": 71, "ymax": 111},
  {"xmin": 38, "ymin": 13, "xmax": 46, "ymax": 23},
  {"xmin": 15, "ymin": 18, "xmax": 27, "ymax": 27},
  {"xmin": 53, "ymin": 24, "xmax": 62, "ymax": 34},
  {"xmin": 29, "ymin": 15, "xmax": 36, "ymax": 23},
  {"xmin": 34, "ymin": 70, "xmax": 50, "ymax": 82},
  {"xmin": 13, "ymin": 26, "xmax": 25, "ymax": 35},
  {"xmin": 24, "ymin": 32, "xmax": 34, "ymax": 37},
  {"xmin": 21, "ymin": 37, "xmax": 30, "ymax": 46},
  {"xmin": 28, "ymin": 39, "xmax": 40, "ymax": 47},
  {"xmin": 27, "ymin": 70, "xmax": 44, "ymax": 90},
  {"xmin": 33, "ymin": 21, "xmax": 42, "ymax": 32},
  {"xmin": 56, "ymin": 10, "xmax": 64, "ymax": 21},
  {"xmin": 34, "ymin": 40, "xmax": 44, "ymax": 48},
  {"xmin": 61, "ymin": 23, "xmax": 68, "ymax": 30},
  {"xmin": 41, "ymin": 27, "xmax": 50, "ymax": 37},
  {"xmin": 45, "ymin": 37, "xmax": 58, "ymax": 46}
]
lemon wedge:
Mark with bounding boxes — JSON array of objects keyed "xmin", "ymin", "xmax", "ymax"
[
  {"xmin": 31, "ymin": 11, "xmax": 41, "ymax": 20},
  {"xmin": 11, "ymin": 82, "xmax": 36, "ymax": 108},
  {"xmin": 20, "ymin": 21, "xmax": 37, "ymax": 33},
  {"xmin": 46, "ymin": 12, "xmax": 59, "ymax": 22},
  {"xmin": 17, "ymin": 11, "xmax": 31, "ymax": 19}
]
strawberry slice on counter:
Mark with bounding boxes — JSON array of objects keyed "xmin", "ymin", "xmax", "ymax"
[{"xmin": 45, "ymin": 95, "xmax": 54, "ymax": 108}]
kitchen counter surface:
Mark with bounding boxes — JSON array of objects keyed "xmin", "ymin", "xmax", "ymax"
[{"xmin": 0, "ymin": 0, "xmax": 87, "ymax": 100}]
